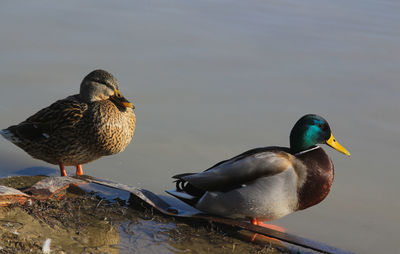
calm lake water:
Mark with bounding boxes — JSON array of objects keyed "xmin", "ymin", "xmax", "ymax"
[{"xmin": 1, "ymin": 1, "xmax": 399, "ymax": 253}]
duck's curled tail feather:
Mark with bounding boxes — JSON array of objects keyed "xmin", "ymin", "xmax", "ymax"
[
  {"xmin": 0, "ymin": 128, "xmax": 20, "ymax": 143},
  {"xmin": 166, "ymin": 173, "xmax": 206, "ymax": 206}
]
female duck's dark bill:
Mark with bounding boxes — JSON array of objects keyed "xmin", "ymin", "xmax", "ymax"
[
  {"xmin": 111, "ymin": 89, "xmax": 134, "ymax": 109},
  {"xmin": 326, "ymin": 133, "xmax": 350, "ymax": 156}
]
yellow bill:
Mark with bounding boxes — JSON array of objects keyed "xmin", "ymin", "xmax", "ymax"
[
  {"xmin": 326, "ymin": 133, "xmax": 350, "ymax": 156},
  {"xmin": 111, "ymin": 89, "xmax": 134, "ymax": 109}
]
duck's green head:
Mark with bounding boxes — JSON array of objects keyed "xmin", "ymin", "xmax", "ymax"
[{"xmin": 290, "ymin": 114, "xmax": 350, "ymax": 156}]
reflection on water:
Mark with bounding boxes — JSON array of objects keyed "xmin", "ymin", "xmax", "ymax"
[
  {"xmin": 117, "ymin": 218, "xmax": 284, "ymax": 254},
  {"xmin": 118, "ymin": 220, "xmax": 176, "ymax": 254},
  {"xmin": 0, "ymin": 1, "xmax": 399, "ymax": 253}
]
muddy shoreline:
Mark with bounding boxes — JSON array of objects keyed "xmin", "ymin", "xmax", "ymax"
[{"xmin": 0, "ymin": 176, "xmax": 283, "ymax": 253}]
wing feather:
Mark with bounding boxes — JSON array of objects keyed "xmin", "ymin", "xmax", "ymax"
[
  {"xmin": 10, "ymin": 95, "xmax": 87, "ymax": 141},
  {"xmin": 176, "ymin": 147, "xmax": 294, "ymax": 191}
]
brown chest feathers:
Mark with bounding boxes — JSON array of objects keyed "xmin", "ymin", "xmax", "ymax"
[
  {"xmin": 296, "ymin": 147, "xmax": 334, "ymax": 211},
  {"xmin": 86, "ymin": 100, "xmax": 136, "ymax": 156}
]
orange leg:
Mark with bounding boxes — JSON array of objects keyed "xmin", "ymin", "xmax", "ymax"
[
  {"xmin": 250, "ymin": 218, "xmax": 285, "ymax": 232},
  {"xmin": 59, "ymin": 164, "xmax": 67, "ymax": 176},
  {"xmin": 250, "ymin": 218, "xmax": 285, "ymax": 243},
  {"xmin": 75, "ymin": 165, "xmax": 83, "ymax": 176}
]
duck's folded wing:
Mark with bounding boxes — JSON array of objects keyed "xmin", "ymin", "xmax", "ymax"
[
  {"xmin": 175, "ymin": 150, "xmax": 295, "ymax": 191},
  {"xmin": 11, "ymin": 96, "xmax": 87, "ymax": 141}
]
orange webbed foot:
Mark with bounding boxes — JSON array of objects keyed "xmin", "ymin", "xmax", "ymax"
[
  {"xmin": 250, "ymin": 218, "xmax": 285, "ymax": 243},
  {"xmin": 250, "ymin": 218, "xmax": 285, "ymax": 232}
]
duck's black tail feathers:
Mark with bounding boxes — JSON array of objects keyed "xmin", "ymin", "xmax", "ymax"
[{"xmin": 166, "ymin": 173, "xmax": 206, "ymax": 207}]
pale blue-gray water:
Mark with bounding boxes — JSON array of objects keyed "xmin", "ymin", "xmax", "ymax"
[{"xmin": 0, "ymin": 1, "xmax": 399, "ymax": 253}]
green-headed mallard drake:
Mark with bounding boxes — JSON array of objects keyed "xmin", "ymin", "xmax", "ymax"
[
  {"xmin": 0, "ymin": 69, "xmax": 136, "ymax": 176},
  {"xmin": 167, "ymin": 114, "xmax": 349, "ymax": 226}
]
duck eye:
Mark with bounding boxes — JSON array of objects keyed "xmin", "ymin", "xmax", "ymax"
[{"xmin": 318, "ymin": 124, "xmax": 329, "ymax": 131}]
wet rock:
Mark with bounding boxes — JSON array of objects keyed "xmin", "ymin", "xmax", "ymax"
[
  {"xmin": 25, "ymin": 176, "xmax": 86, "ymax": 199},
  {"xmin": 0, "ymin": 185, "xmax": 30, "ymax": 206}
]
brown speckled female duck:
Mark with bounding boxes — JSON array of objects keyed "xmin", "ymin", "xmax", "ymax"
[{"xmin": 1, "ymin": 69, "xmax": 136, "ymax": 176}]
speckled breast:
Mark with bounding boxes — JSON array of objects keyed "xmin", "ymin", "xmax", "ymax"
[{"xmin": 87, "ymin": 100, "xmax": 136, "ymax": 156}]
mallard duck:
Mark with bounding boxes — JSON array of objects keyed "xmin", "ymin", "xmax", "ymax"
[
  {"xmin": 1, "ymin": 69, "xmax": 136, "ymax": 176},
  {"xmin": 167, "ymin": 114, "xmax": 349, "ymax": 226}
]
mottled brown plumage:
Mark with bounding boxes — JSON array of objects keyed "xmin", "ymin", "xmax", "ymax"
[{"xmin": 1, "ymin": 69, "xmax": 136, "ymax": 176}]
